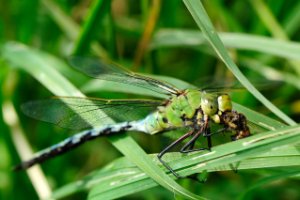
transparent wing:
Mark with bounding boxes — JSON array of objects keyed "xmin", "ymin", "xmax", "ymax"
[
  {"xmin": 21, "ymin": 97, "xmax": 161, "ymax": 130},
  {"xmin": 69, "ymin": 57, "xmax": 180, "ymax": 95},
  {"xmin": 198, "ymin": 79, "xmax": 282, "ymax": 93}
]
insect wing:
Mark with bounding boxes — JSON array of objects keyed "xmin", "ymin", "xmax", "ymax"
[
  {"xmin": 199, "ymin": 79, "xmax": 282, "ymax": 93},
  {"xmin": 69, "ymin": 57, "xmax": 180, "ymax": 95},
  {"xmin": 21, "ymin": 97, "xmax": 161, "ymax": 130}
]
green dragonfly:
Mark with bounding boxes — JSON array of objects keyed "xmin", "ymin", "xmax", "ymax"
[{"xmin": 15, "ymin": 57, "xmax": 251, "ymax": 177}]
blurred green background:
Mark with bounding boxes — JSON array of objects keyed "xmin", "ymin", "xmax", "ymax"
[{"xmin": 1, "ymin": 0, "xmax": 300, "ymax": 199}]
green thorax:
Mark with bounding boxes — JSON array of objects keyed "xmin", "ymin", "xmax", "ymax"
[{"xmin": 143, "ymin": 89, "xmax": 233, "ymax": 134}]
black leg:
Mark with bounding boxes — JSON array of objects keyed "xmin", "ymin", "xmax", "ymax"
[
  {"xmin": 181, "ymin": 119, "xmax": 212, "ymax": 153},
  {"xmin": 204, "ymin": 127, "xmax": 227, "ymax": 137},
  {"xmin": 180, "ymin": 129, "xmax": 209, "ymax": 153},
  {"xmin": 185, "ymin": 174, "xmax": 207, "ymax": 183},
  {"xmin": 204, "ymin": 127, "xmax": 212, "ymax": 150},
  {"xmin": 229, "ymin": 162, "xmax": 240, "ymax": 173},
  {"xmin": 181, "ymin": 132, "xmax": 211, "ymax": 184},
  {"xmin": 180, "ymin": 130, "xmax": 201, "ymax": 152},
  {"xmin": 188, "ymin": 140, "xmax": 196, "ymax": 150},
  {"xmin": 157, "ymin": 130, "xmax": 194, "ymax": 178}
]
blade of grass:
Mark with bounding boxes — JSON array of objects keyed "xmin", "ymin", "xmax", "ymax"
[
  {"xmin": 250, "ymin": 0, "xmax": 287, "ymax": 39},
  {"xmin": 232, "ymin": 103, "xmax": 286, "ymax": 130},
  {"xmin": 240, "ymin": 57, "xmax": 300, "ymax": 91},
  {"xmin": 239, "ymin": 170, "xmax": 300, "ymax": 200},
  {"xmin": 2, "ymin": 71, "xmax": 52, "ymax": 199},
  {"xmin": 250, "ymin": 0, "xmax": 300, "ymax": 75},
  {"xmin": 283, "ymin": 1, "xmax": 300, "ymax": 36},
  {"xmin": 151, "ymin": 30, "xmax": 300, "ymax": 93},
  {"xmin": 1, "ymin": 42, "xmax": 203, "ymax": 200},
  {"xmin": 72, "ymin": 0, "xmax": 111, "ymax": 55},
  {"xmin": 182, "ymin": 0, "xmax": 296, "ymax": 125},
  {"xmin": 41, "ymin": 0, "xmax": 79, "ymax": 41},
  {"xmin": 52, "ymin": 128, "xmax": 300, "ymax": 199},
  {"xmin": 41, "ymin": 0, "xmax": 108, "ymax": 58},
  {"xmin": 151, "ymin": 30, "xmax": 300, "ymax": 61},
  {"xmin": 175, "ymin": 125, "xmax": 300, "ymax": 176}
]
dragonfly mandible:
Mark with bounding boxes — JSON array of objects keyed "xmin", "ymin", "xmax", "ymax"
[{"xmin": 14, "ymin": 57, "xmax": 251, "ymax": 178}]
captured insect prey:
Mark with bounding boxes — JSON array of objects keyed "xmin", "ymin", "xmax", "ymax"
[{"xmin": 15, "ymin": 57, "xmax": 251, "ymax": 178}]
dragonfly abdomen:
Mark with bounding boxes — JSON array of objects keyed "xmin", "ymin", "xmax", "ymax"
[{"xmin": 14, "ymin": 122, "xmax": 138, "ymax": 170}]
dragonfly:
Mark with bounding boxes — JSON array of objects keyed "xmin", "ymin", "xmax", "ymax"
[{"xmin": 14, "ymin": 57, "xmax": 251, "ymax": 177}]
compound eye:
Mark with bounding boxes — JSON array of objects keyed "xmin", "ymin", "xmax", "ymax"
[
  {"xmin": 201, "ymin": 95, "xmax": 218, "ymax": 115},
  {"xmin": 218, "ymin": 94, "xmax": 232, "ymax": 112}
]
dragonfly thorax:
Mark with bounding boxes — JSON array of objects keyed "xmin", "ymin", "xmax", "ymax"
[{"xmin": 143, "ymin": 89, "xmax": 234, "ymax": 134}]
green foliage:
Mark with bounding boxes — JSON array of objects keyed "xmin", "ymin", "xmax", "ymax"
[{"xmin": 1, "ymin": 0, "xmax": 300, "ymax": 199}]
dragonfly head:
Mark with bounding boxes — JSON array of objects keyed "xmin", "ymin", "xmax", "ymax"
[
  {"xmin": 220, "ymin": 111, "xmax": 251, "ymax": 140},
  {"xmin": 201, "ymin": 93, "xmax": 233, "ymax": 117}
]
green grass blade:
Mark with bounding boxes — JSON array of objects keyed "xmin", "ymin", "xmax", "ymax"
[
  {"xmin": 108, "ymin": 134, "xmax": 204, "ymax": 200},
  {"xmin": 182, "ymin": 0, "xmax": 296, "ymax": 125},
  {"xmin": 1, "ymin": 42, "xmax": 203, "ymax": 200},
  {"xmin": 72, "ymin": 0, "xmax": 111, "ymax": 55},
  {"xmin": 249, "ymin": 0, "xmax": 300, "ymax": 75},
  {"xmin": 240, "ymin": 57, "xmax": 300, "ymax": 90},
  {"xmin": 2, "ymin": 42, "xmax": 81, "ymax": 96},
  {"xmin": 175, "ymin": 126, "xmax": 300, "ymax": 177},
  {"xmin": 52, "ymin": 130, "xmax": 300, "ymax": 199},
  {"xmin": 41, "ymin": 0, "xmax": 108, "ymax": 58},
  {"xmin": 151, "ymin": 30, "xmax": 300, "ymax": 92},
  {"xmin": 250, "ymin": 0, "xmax": 287, "ymax": 39},
  {"xmin": 151, "ymin": 30, "xmax": 300, "ymax": 61},
  {"xmin": 283, "ymin": 1, "xmax": 300, "ymax": 35},
  {"xmin": 41, "ymin": 0, "xmax": 79, "ymax": 41},
  {"xmin": 232, "ymin": 103, "xmax": 286, "ymax": 130},
  {"xmin": 239, "ymin": 170, "xmax": 300, "ymax": 200}
]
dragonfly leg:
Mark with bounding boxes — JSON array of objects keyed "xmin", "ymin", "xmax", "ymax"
[
  {"xmin": 229, "ymin": 161, "xmax": 241, "ymax": 173},
  {"xmin": 204, "ymin": 127, "xmax": 212, "ymax": 150},
  {"xmin": 181, "ymin": 119, "xmax": 211, "ymax": 153},
  {"xmin": 180, "ymin": 130, "xmax": 212, "ymax": 153},
  {"xmin": 189, "ymin": 140, "xmax": 196, "ymax": 150},
  {"xmin": 180, "ymin": 129, "xmax": 205, "ymax": 153},
  {"xmin": 204, "ymin": 127, "xmax": 227, "ymax": 137},
  {"xmin": 179, "ymin": 127, "xmax": 212, "ymax": 183},
  {"xmin": 157, "ymin": 130, "xmax": 194, "ymax": 178}
]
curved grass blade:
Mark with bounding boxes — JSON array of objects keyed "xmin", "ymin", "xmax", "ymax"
[
  {"xmin": 176, "ymin": 125, "xmax": 300, "ymax": 176},
  {"xmin": 52, "ymin": 133, "xmax": 300, "ymax": 199},
  {"xmin": 72, "ymin": 0, "xmax": 110, "ymax": 55},
  {"xmin": 239, "ymin": 57, "xmax": 300, "ymax": 91},
  {"xmin": 41, "ymin": 0, "xmax": 79, "ymax": 41},
  {"xmin": 150, "ymin": 29, "xmax": 300, "ymax": 61},
  {"xmin": 239, "ymin": 170, "xmax": 300, "ymax": 200},
  {"xmin": 41, "ymin": 0, "xmax": 108, "ymax": 58},
  {"xmin": 182, "ymin": 0, "xmax": 296, "ymax": 126},
  {"xmin": 151, "ymin": 29, "xmax": 300, "ymax": 91},
  {"xmin": 2, "ymin": 42, "xmax": 203, "ymax": 200}
]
